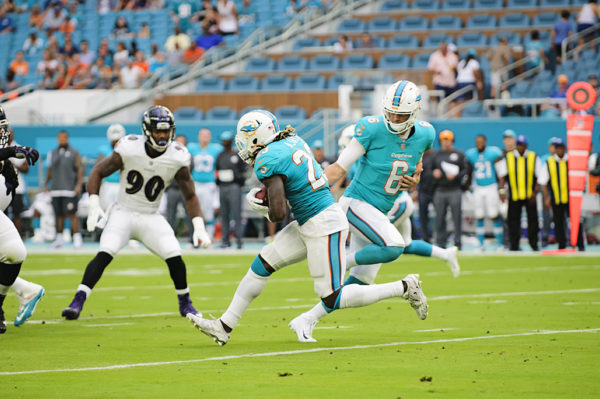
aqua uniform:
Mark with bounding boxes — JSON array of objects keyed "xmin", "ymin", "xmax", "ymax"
[
  {"xmin": 99, "ymin": 144, "xmax": 119, "ymax": 183},
  {"xmin": 188, "ymin": 142, "xmax": 222, "ymax": 183},
  {"xmin": 171, "ymin": 0, "xmax": 198, "ymax": 33},
  {"xmin": 465, "ymin": 146, "xmax": 502, "ymax": 187}
]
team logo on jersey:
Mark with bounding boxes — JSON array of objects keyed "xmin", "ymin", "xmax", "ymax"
[
  {"xmin": 240, "ymin": 120, "xmax": 261, "ymax": 137},
  {"xmin": 259, "ymin": 166, "xmax": 268, "ymax": 174},
  {"xmin": 400, "ymin": 143, "xmax": 406, "ymax": 150}
]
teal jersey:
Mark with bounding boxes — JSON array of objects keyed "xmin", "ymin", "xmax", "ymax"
[
  {"xmin": 541, "ymin": 152, "xmax": 552, "ymax": 163},
  {"xmin": 344, "ymin": 117, "xmax": 435, "ymax": 214},
  {"xmin": 465, "ymin": 146, "xmax": 502, "ymax": 187},
  {"xmin": 254, "ymin": 135, "xmax": 334, "ymax": 225},
  {"xmin": 171, "ymin": 0, "xmax": 198, "ymax": 32},
  {"xmin": 99, "ymin": 144, "xmax": 119, "ymax": 183},
  {"xmin": 188, "ymin": 142, "xmax": 222, "ymax": 183}
]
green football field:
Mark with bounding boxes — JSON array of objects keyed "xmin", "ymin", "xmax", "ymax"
[{"xmin": 1, "ymin": 253, "xmax": 599, "ymax": 398}]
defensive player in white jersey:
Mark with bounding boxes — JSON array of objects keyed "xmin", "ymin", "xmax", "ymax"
[
  {"xmin": 187, "ymin": 110, "xmax": 427, "ymax": 346},
  {"xmin": 0, "ymin": 106, "xmax": 45, "ymax": 333},
  {"xmin": 61, "ymin": 106, "xmax": 212, "ymax": 320}
]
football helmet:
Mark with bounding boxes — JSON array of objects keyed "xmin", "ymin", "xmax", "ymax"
[
  {"xmin": 106, "ymin": 123, "xmax": 126, "ymax": 143},
  {"xmin": 235, "ymin": 109, "xmax": 280, "ymax": 165},
  {"xmin": 141, "ymin": 105, "xmax": 176, "ymax": 152},
  {"xmin": 0, "ymin": 106, "xmax": 10, "ymax": 149},
  {"xmin": 337, "ymin": 124, "xmax": 355, "ymax": 151},
  {"xmin": 382, "ymin": 80, "xmax": 421, "ymax": 135}
]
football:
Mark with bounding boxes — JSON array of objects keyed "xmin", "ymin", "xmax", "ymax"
[{"xmin": 254, "ymin": 185, "xmax": 269, "ymax": 206}]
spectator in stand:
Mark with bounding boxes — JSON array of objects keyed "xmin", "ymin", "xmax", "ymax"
[
  {"xmin": 10, "ymin": 51, "xmax": 29, "ymax": 76},
  {"xmin": 170, "ymin": 0, "xmax": 199, "ymax": 35},
  {"xmin": 356, "ymin": 32, "xmax": 377, "ymax": 49},
  {"xmin": 23, "ymin": 32, "xmax": 44, "ymax": 55},
  {"xmin": 119, "ymin": 58, "xmax": 143, "ymax": 88},
  {"xmin": 165, "ymin": 25, "xmax": 191, "ymax": 51},
  {"xmin": 195, "ymin": 22, "xmax": 223, "ymax": 50},
  {"xmin": 577, "ymin": 0, "xmax": 600, "ymax": 45},
  {"xmin": 0, "ymin": 6, "xmax": 14, "ymax": 34},
  {"xmin": 36, "ymin": 48, "xmax": 59, "ymax": 74},
  {"xmin": 238, "ymin": 0, "xmax": 255, "ymax": 26},
  {"xmin": 198, "ymin": 0, "xmax": 219, "ymax": 33},
  {"xmin": 58, "ymin": 14, "xmax": 77, "ymax": 34},
  {"xmin": 166, "ymin": 41, "xmax": 185, "ymax": 67},
  {"xmin": 50, "ymin": 63, "xmax": 67, "ymax": 89},
  {"xmin": 427, "ymin": 41, "xmax": 458, "ymax": 100},
  {"xmin": 138, "ymin": 22, "xmax": 150, "ymax": 38},
  {"xmin": 97, "ymin": 0, "xmax": 116, "ymax": 14},
  {"xmin": 128, "ymin": 40, "xmax": 139, "ymax": 57},
  {"xmin": 43, "ymin": 2, "xmax": 67, "ymax": 33},
  {"xmin": 28, "ymin": 4, "xmax": 43, "ymax": 29},
  {"xmin": 525, "ymin": 30, "xmax": 547, "ymax": 70},
  {"xmin": 285, "ymin": 0, "xmax": 301, "ymax": 15},
  {"xmin": 70, "ymin": 65, "xmax": 93, "ymax": 89},
  {"xmin": 149, "ymin": 50, "xmax": 168, "ymax": 74},
  {"xmin": 183, "ymin": 41, "xmax": 204, "ymax": 64},
  {"xmin": 149, "ymin": 0, "xmax": 164, "ymax": 9},
  {"xmin": 217, "ymin": 0, "xmax": 238, "ymax": 36},
  {"xmin": 38, "ymin": 68, "xmax": 55, "ymax": 89},
  {"xmin": 79, "ymin": 40, "xmax": 95, "ymax": 66},
  {"xmin": 486, "ymin": 36, "xmax": 511, "ymax": 98},
  {"xmin": 97, "ymin": 40, "xmax": 114, "ymax": 66},
  {"xmin": 113, "ymin": 41, "xmax": 130, "ymax": 67},
  {"xmin": 90, "ymin": 56, "xmax": 113, "ymax": 88},
  {"xmin": 59, "ymin": 34, "xmax": 80, "ymax": 57},
  {"xmin": 132, "ymin": 50, "xmax": 149, "ymax": 76},
  {"xmin": 333, "ymin": 34, "xmax": 353, "ymax": 53},
  {"xmin": 456, "ymin": 48, "xmax": 484, "ymax": 103},
  {"xmin": 551, "ymin": 10, "xmax": 573, "ymax": 63},
  {"xmin": 111, "ymin": 16, "xmax": 134, "ymax": 39},
  {"xmin": 1, "ymin": 69, "xmax": 19, "ymax": 92}
]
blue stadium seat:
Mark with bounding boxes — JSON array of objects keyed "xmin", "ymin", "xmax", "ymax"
[
  {"xmin": 308, "ymin": 55, "xmax": 340, "ymax": 71},
  {"xmin": 473, "ymin": 0, "xmax": 503, "ymax": 9},
  {"xmin": 412, "ymin": 0, "xmax": 440, "ymax": 9},
  {"xmin": 387, "ymin": 34, "xmax": 419, "ymax": 48},
  {"xmin": 540, "ymin": 0, "xmax": 570, "ymax": 6},
  {"xmin": 412, "ymin": 53, "xmax": 432, "ymax": 68},
  {"xmin": 431, "ymin": 15, "xmax": 462, "ymax": 30},
  {"xmin": 195, "ymin": 76, "xmax": 227, "ymax": 92},
  {"xmin": 294, "ymin": 74, "xmax": 326, "ymax": 90},
  {"xmin": 275, "ymin": 105, "xmax": 307, "ymax": 120},
  {"xmin": 532, "ymin": 12, "xmax": 560, "ymax": 27},
  {"xmin": 368, "ymin": 17, "xmax": 397, "ymax": 32},
  {"xmin": 490, "ymin": 32, "xmax": 523, "ymax": 46},
  {"xmin": 261, "ymin": 75, "xmax": 293, "ymax": 91},
  {"xmin": 327, "ymin": 74, "xmax": 359, "ymax": 89},
  {"xmin": 324, "ymin": 36, "xmax": 342, "ymax": 46},
  {"xmin": 245, "ymin": 57, "xmax": 275, "ymax": 72},
  {"xmin": 292, "ymin": 37, "xmax": 322, "ymax": 51},
  {"xmin": 457, "ymin": 32, "xmax": 489, "ymax": 47},
  {"xmin": 379, "ymin": 53, "xmax": 411, "ymax": 69},
  {"xmin": 381, "ymin": 0, "xmax": 409, "ymax": 11},
  {"xmin": 422, "ymin": 33, "xmax": 452, "ymax": 48},
  {"xmin": 338, "ymin": 18, "xmax": 366, "ymax": 33},
  {"xmin": 342, "ymin": 54, "xmax": 374, "ymax": 70},
  {"xmin": 540, "ymin": 108, "xmax": 561, "ymax": 118},
  {"xmin": 461, "ymin": 101, "xmax": 486, "ymax": 117},
  {"xmin": 228, "ymin": 76, "xmax": 260, "ymax": 92},
  {"xmin": 239, "ymin": 106, "xmax": 268, "ymax": 116},
  {"xmin": 205, "ymin": 106, "xmax": 238, "ymax": 120},
  {"xmin": 174, "ymin": 107, "xmax": 204, "ymax": 121},
  {"xmin": 466, "ymin": 14, "xmax": 497, "ymax": 29},
  {"xmin": 277, "ymin": 55, "xmax": 308, "ymax": 71},
  {"xmin": 356, "ymin": 35, "xmax": 386, "ymax": 48},
  {"xmin": 399, "ymin": 16, "xmax": 429, "ymax": 31},
  {"xmin": 499, "ymin": 13, "xmax": 531, "ymax": 28},
  {"xmin": 506, "ymin": 0, "xmax": 536, "ymax": 7},
  {"xmin": 531, "ymin": 79, "xmax": 555, "ymax": 97},
  {"xmin": 310, "ymin": 108, "xmax": 339, "ymax": 119},
  {"xmin": 441, "ymin": 0, "xmax": 471, "ymax": 9},
  {"xmin": 510, "ymin": 81, "xmax": 532, "ymax": 98}
]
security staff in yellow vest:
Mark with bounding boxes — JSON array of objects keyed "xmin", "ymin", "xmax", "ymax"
[
  {"xmin": 538, "ymin": 139, "xmax": 585, "ymax": 250},
  {"xmin": 497, "ymin": 135, "xmax": 542, "ymax": 251}
]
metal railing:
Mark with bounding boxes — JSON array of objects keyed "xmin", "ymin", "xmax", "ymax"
[
  {"xmin": 437, "ymin": 83, "xmax": 478, "ymax": 118},
  {"xmin": 482, "ymin": 97, "xmax": 567, "ymax": 118},
  {"xmin": 0, "ymin": 83, "xmax": 36, "ymax": 104},
  {"xmin": 561, "ymin": 22, "xmax": 600, "ymax": 62}
]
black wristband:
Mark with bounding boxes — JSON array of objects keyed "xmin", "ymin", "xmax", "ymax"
[{"xmin": 0, "ymin": 146, "xmax": 17, "ymax": 161}]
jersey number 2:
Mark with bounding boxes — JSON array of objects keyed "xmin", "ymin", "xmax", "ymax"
[
  {"xmin": 292, "ymin": 150, "xmax": 327, "ymax": 191},
  {"xmin": 384, "ymin": 160, "xmax": 409, "ymax": 195},
  {"xmin": 125, "ymin": 170, "xmax": 165, "ymax": 202}
]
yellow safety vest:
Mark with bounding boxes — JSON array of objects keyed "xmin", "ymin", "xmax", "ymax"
[
  {"xmin": 506, "ymin": 151, "xmax": 537, "ymax": 201},
  {"xmin": 547, "ymin": 156, "xmax": 569, "ymax": 205}
]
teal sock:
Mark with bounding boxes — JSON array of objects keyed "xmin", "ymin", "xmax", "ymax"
[
  {"xmin": 404, "ymin": 240, "xmax": 433, "ymax": 257},
  {"xmin": 493, "ymin": 219, "xmax": 503, "ymax": 246},
  {"xmin": 476, "ymin": 219, "xmax": 485, "ymax": 246},
  {"xmin": 344, "ymin": 275, "xmax": 368, "ymax": 286},
  {"xmin": 355, "ymin": 244, "xmax": 404, "ymax": 265}
]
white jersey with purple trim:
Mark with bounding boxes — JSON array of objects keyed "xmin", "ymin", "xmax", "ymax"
[{"xmin": 115, "ymin": 135, "xmax": 191, "ymax": 214}]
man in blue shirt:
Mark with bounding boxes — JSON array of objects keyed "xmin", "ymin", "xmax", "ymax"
[
  {"xmin": 0, "ymin": 8, "xmax": 14, "ymax": 34},
  {"xmin": 552, "ymin": 10, "xmax": 573, "ymax": 61}
]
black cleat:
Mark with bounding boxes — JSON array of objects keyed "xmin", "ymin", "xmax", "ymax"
[{"xmin": 62, "ymin": 291, "xmax": 87, "ymax": 320}]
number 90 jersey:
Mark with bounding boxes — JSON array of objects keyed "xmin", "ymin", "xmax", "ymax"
[
  {"xmin": 115, "ymin": 135, "xmax": 191, "ymax": 214},
  {"xmin": 344, "ymin": 116, "xmax": 435, "ymax": 214},
  {"xmin": 254, "ymin": 135, "xmax": 335, "ymax": 225}
]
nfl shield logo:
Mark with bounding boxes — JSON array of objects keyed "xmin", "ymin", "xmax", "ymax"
[{"xmin": 400, "ymin": 143, "xmax": 406, "ymax": 150}]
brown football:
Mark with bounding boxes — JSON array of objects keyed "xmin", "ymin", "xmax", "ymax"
[{"xmin": 254, "ymin": 185, "xmax": 269, "ymax": 205}]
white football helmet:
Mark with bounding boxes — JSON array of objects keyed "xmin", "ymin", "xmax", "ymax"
[
  {"xmin": 235, "ymin": 109, "xmax": 280, "ymax": 165},
  {"xmin": 106, "ymin": 123, "xmax": 126, "ymax": 143},
  {"xmin": 337, "ymin": 124, "xmax": 355, "ymax": 152},
  {"xmin": 382, "ymin": 80, "xmax": 421, "ymax": 135}
]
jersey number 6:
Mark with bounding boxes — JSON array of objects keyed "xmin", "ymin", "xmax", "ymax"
[
  {"xmin": 125, "ymin": 170, "xmax": 165, "ymax": 202},
  {"xmin": 292, "ymin": 149, "xmax": 327, "ymax": 191},
  {"xmin": 384, "ymin": 160, "xmax": 410, "ymax": 195}
]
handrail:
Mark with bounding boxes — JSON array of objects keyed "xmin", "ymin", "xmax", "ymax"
[
  {"xmin": 0, "ymin": 83, "xmax": 35, "ymax": 103},
  {"xmin": 437, "ymin": 83, "xmax": 477, "ymax": 118},
  {"xmin": 561, "ymin": 21, "xmax": 600, "ymax": 62},
  {"xmin": 566, "ymin": 32, "xmax": 600, "ymax": 61},
  {"xmin": 482, "ymin": 97, "xmax": 567, "ymax": 118}
]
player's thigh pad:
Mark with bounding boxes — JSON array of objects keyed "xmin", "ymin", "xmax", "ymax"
[
  {"xmin": 134, "ymin": 213, "xmax": 182, "ymax": 260},
  {"xmin": 348, "ymin": 232, "xmax": 382, "ymax": 285},
  {"xmin": 303, "ymin": 229, "xmax": 348, "ymax": 298},
  {"xmin": 259, "ymin": 221, "xmax": 307, "ymax": 271},
  {"xmin": 99, "ymin": 206, "xmax": 134, "ymax": 256},
  {"xmin": 343, "ymin": 197, "xmax": 405, "ymax": 247},
  {"xmin": 0, "ymin": 211, "xmax": 26, "ymax": 264},
  {"xmin": 484, "ymin": 185, "xmax": 500, "ymax": 219}
]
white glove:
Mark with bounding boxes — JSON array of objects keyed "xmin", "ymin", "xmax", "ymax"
[
  {"xmin": 192, "ymin": 216, "xmax": 212, "ymax": 248},
  {"xmin": 86, "ymin": 194, "xmax": 106, "ymax": 232},
  {"xmin": 246, "ymin": 187, "xmax": 271, "ymax": 221}
]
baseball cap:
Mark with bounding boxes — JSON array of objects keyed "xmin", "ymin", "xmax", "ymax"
[
  {"xmin": 557, "ymin": 74, "xmax": 569, "ymax": 83},
  {"xmin": 312, "ymin": 140, "xmax": 324, "ymax": 149},
  {"xmin": 548, "ymin": 137, "xmax": 558, "ymax": 146},
  {"xmin": 503, "ymin": 129, "xmax": 516, "ymax": 138},
  {"xmin": 220, "ymin": 130, "xmax": 234, "ymax": 141},
  {"xmin": 439, "ymin": 129, "xmax": 454, "ymax": 141},
  {"xmin": 516, "ymin": 135, "xmax": 528, "ymax": 145},
  {"xmin": 447, "ymin": 43, "xmax": 457, "ymax": 53},
  {"xmin": 553, "ymin": 138, "xmax": 565, "ymax": 147}
]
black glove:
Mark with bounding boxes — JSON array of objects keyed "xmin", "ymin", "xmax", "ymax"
[
  {"xmin": 1, "ymin": 161, "xmax": 18, "ymax": 197},
  {"xmin": 14, "ymin": 146, "xmax": 40, "ymax": 166}
]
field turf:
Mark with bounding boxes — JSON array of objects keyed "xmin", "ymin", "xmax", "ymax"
[{"xmin": 1, "ymin": 253, "xmax": 599, "ymax": 398}]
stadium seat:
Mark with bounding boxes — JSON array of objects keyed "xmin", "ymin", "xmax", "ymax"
[
  {"xmin": 540, "ymin": 0, "xmax": 570, "ymax": 5},
  {"xmin": 310, "ymin": 108, "xmax": 340, "ymax": 119},
  {"xmin": 412, "ymin": 53, "xmax": 432, "ymax": 68},
  {"xmin": 499, "ymin": 13, "xmax": 531, "ymax": 28},
  {"xmin": 457, "ymin": 32, "xmax": 489, "ymax": 47},
  {"xmin": 292, "ymin": 37, "xmax": 322, "ymax": 51},
  {"xmin": 294, "ymin": 74, "xmax": 326, "ymax": 90},
  {"xmin": 540, "ymin": 108, "xmax": 561, "ymax": 118},
  {"xmin": 466, "ymin": 14, "xmax": 497, "ymax": 29},
  {"xmin": 379, "ymin": 53, "xmax": 411, "ymax": 69},
  {"xmin": 398, "ymin": 16, "xmax": 429, "ymax": 31},
  {"xmin": 431, "ymin": 15, "xmax": 462, "ymax": 30},
  {"xmin": 341, "ymin": 54, "xmax": 374, "ymax": 70},
  {"xmin": 533, "ymin": 69, "xmax": 554, "ymax": 84},
  {"xmin": 531, "ymin": 79, "xmax": 555, "ymax": 97},
  {"xmin": 490, "ymin": 32, "xmax": 523, "ymax": 46},
  {"xmin": 228, "ymin": 76, "xmax": 260, "ymax": 92},
  {"xmin": 412, "ymin": 0, "xmax": 440, "ymax": 10},
  {"xmin": 510, "ymin": 81, "xmax": 532, "ymax": 98},
  {"xmin": 368, "ymin": 17, "xmax": 397, "ymax": 32},
  {"xmin": 275, "ymin": 105, "xmax": 307, "ymax": 120},
  {"xmin": 461, "ymin": 101, "xmax": 487, "ymax": 117},
  {"xmin": 473, "ymin": 0, "xmax": 503, "ymax": 8},
  {"xmin": 327, "ymin": 73, "xmax": 359, "ymax": 89},
  {"xmin": 338, "ymin": 18, "xmax": 366, "ymax": 33},
  {"xmin": 356, "ymin": 35, "xmax": 386, "ymax": 48},
  {"xmin": 308, "ymin": 55, "xmax": 340, "ymax": 71},
  {"xmin": 261, "ymin": 75, "xmax": 293, "ymax": 91},
  {"xmin": 387, "ymin": 34, "xmax": 419, "ymax": 48},
  {"xmin": 441, "ymin": 0, "xmax": 471, "ymax": 9},
  {"xmin": 174, "ymin": 107, "xmax": 204, "ymax": 121},
  {"xmin": 277, "ymin": 55, "xmax": 308, "ymax": 71},
  {"xmin": 239, "ymin": 105, "xmax": 268, "ymax": 116},
  {"xmin": 532, "ymin": 12, "xmax": 560, "ymax": 27},
  {"xmin": 324, "ymin": 36, "xmax": 342, "ymax": 46},
  {"xmin": 380, "ymin": 0, "xmax": 409, "ymax": 11},
  {"xmin": 245, "ymin": 57, "xmax": 275, "ymax": 72},
  {"xmin": 422, "ymin": 33, "xmax": 452, "ymax": 48},
  {"xmin": 195, "ymin": 76, "xmax": 226, "ymax": 92},
  {"xmin": 205, "ymin": 106, "xmax": 238, "ymax": 120},
  {"xmin": 506, "ymin": 0, "xmax": 536, "ymax": 7}
]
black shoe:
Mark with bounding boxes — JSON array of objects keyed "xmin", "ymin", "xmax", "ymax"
[
  {"xmin": 62, "ymin": 290, "xmax": 87, "ymax": 320},
  {"xmin": 0, "ymin": 307, "xmax": 6, "ymax": 334}
]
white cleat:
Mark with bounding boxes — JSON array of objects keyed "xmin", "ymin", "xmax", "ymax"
[
  {"xmin": 289, "ymin": 314, "xmax": 317, "ymax": 343},
  {"xmin": 187, "ymin": 313, "xmax": 230, "ymax": 346},
  {"xmin": 445, "ymin": 246, "xmax": 460, "ymax": 278},
  {"xmin": 402, "ymin": 274, "xmax": 428, "ymax": 320}
]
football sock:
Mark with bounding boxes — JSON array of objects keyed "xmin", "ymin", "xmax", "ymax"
[
  {"xmin": 0, "ymin": 262, "xmax": 22, "ymax": 290},
  {"xmin": 344, "ymin": 275, "xmax": 368, "ymax": 286},
  {"xmin": 339, "ymin": 280, "xmax": 406, "ymax": 309},
  {"xmin": 81, "ymin": 251, "xmax": 113, "ymax": 289},
  {"xmin": 404, "ymin": 240, "xmax": 433, "ymax": 257},
  {"xmin": 10, "ymin": 277, "xmax": 39, "ymax": 298},
  {"xmin": 166, "ymin": 256, "xmax": 188, "ymax": 290},
  {"xmin": 352, "ymin": 244, "xmax": 404, "ymax": 266},
  {"xmin": 431, "ymin": 245, "xmax": 449, "ymax": 261},
  {"xmin": 476, "ymin": 219, "xmax": 485, "ymax": 246},
  {"xmin": 77, "ymin": 284, "xmax": 92, "ymax": 297},
  {"xmin": 493, "ymin": 219, "xmax": 503, "ymax": 246},
  {"xmin": 304, "ymin": 302, "xmax": 329, "ymax": 321},
  {"xmin": 220, "ymin": 269, "xmax": 269, "ymax": 330}
]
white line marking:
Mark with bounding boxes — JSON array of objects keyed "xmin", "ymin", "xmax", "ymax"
[
  {"xmin": 429, "ymin": 288, "xmax": 600, "ymax": 301},
  {"xmin": 1, "ymin": 328, "xmax": 597, "ymax": 376},
  {"xmin": 314, "ymin": 326, "xmax": 352, "ymax": 330},
  {"xmin": 563, "ymin": 302, "xmax": 600, "ymax": 306},
  {"xmin": 84, "ymin": 323, "xmax": 135, "ymax": 328},
  {"xmin": 413, "ymin": 328, "xmax": 458, "ymax": 332},
  {"xmin": 467, "ymin": 300, "xmax": 508, "ymax": 304}
]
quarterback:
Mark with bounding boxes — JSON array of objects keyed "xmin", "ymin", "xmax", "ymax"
[
  {"xmin": 62, "ymin": 106, "xmax": 211, "ymax": 320},
  {"xmin": 187, "ymin": 110, "xmax": 427, "ymax": 345}
]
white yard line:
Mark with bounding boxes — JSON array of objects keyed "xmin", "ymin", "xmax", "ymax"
[
  {"xmin": 1, "ymin": 328, "xmax": 598, "ymax": 376},
  {"xmin": 429, "ymin": 287, "xmax": 600, "ymax": 301},
  {"xmin": 84, "ymin": 323, "xmax": 135, "ymax": 328}
]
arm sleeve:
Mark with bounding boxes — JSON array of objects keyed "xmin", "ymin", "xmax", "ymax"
[
  {"xmin": 336, "ymin": 138, "xmax": 366, "ymax": 172},
  {"xmin": 0, "ymin": 147, "xmax": 16, "ymax": 161}
]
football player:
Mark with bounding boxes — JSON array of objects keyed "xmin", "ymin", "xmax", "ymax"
[
  {"xmin": 0, "ymin": 106, "xmax": 45, "ymax": 333},
  {"xmin": 187, "ymin": 109, "xmax": 427, "ymax": 345},
  {"xmin": 61, "ymin": 105, "xmax": 211, "ymax": 320},
  {"xmin": 290, "ymin": 80, "xmax": 456, "ymax": 342}
]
